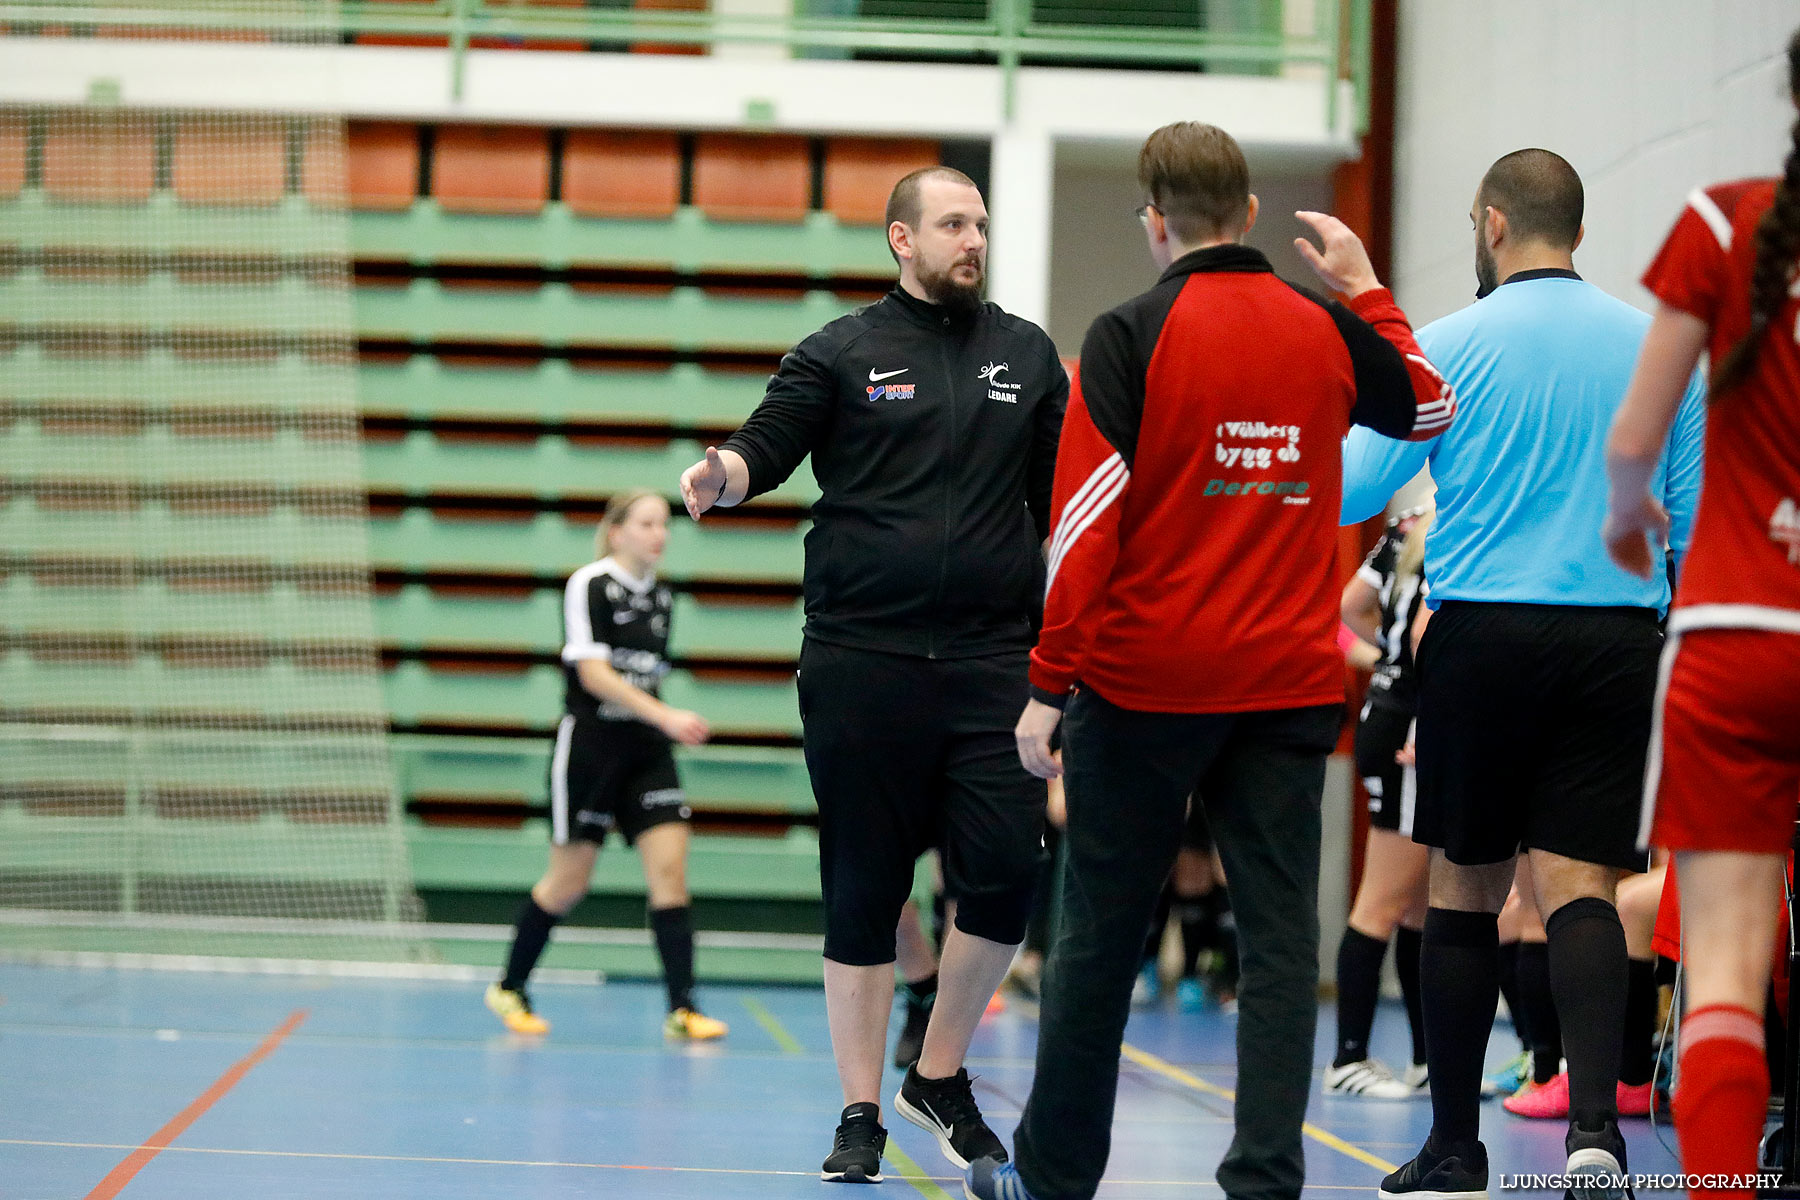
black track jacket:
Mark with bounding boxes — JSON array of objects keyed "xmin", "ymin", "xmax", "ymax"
[{"xmin": 720, "ymin": 286, "xmax": 1068, "ymax": 659}]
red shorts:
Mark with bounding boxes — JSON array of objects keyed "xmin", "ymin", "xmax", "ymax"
[{"xmin": 1645, "ymin": 627, "xmax": 1800, "ymax": 855}]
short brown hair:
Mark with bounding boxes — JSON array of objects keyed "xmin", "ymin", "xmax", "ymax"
[
  {"xmin": 884, "ymin": 166, "xmax": 980, "ymax": 262},
  {"xmin": 1136, "ymin": 122, "xmax": 1251, "ymax": 243}
]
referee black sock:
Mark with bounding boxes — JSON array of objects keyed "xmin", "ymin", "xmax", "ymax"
[
  {"xmin": 1546, "ymin": 897, "xmax": 1628, "ymax": 1129},
  {"xmin": 1420, "ymin": 907, "xmax": 1499, "ymax": 1146},
  {"xmin": 1516, "ymin": 941, "xmax": 1563, "ymax": 1084},
  {"xmin": 1621, "ymin": 956, "xmax": 1658, "ymax": 1087},
  {"xmin": 1496, "ymin": 940, "xmax": 1530, "ymax": 1050},
  {"xmin": 1333, "ymin": 926, "xmax": 1388, "ymax": 1067},
  {"xmin": 501, "ymin": 896, "xmax": 560, "ymax": 992},
  {"xmin": 650, "ymin": 904, "xmax": 697, "ymax": 1013},
  {"xmin": 1395, "ymin": 925, "xmax": 1426, "ymax": 1067}
]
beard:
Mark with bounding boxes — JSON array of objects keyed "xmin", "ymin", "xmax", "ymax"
[
  {"xmin": 918, "ymin": 255, "xmax": 985, "ymax": 318},
  {"xmin": 1474, "ymin": 239, "xmax": 1499, "ymax": 299}
]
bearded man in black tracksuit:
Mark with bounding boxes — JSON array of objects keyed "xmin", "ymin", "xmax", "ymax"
[{"xmin": 679, "ymin": 166, "xmax": 1067, "ymax": 1184}]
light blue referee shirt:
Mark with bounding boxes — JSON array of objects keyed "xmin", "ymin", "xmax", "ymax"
[{"xmin": 1341, "ymin": 269, "xmax": 1707, "ymax": 611}]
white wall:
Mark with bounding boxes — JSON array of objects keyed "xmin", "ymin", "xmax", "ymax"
[
  {"xmin": 1392, "ymin": 0, "xmax": 1797, "ymax": 327},
  {"xmin": 1048, "ymin": 143, "xmax": 1336, "ymax": 355}
]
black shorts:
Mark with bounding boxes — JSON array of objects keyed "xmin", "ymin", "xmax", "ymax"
[
  {"xmin": 549, "ymin": 715, "xmax": 689, "ymax": 847},
  {"xmin": 1355, "ymin": 694, "xmax": 1415, "ymax": 837},
  {"xmin": 1414, "ymin": 602, "xmax": 1659, "ymax": 871},
  {"xmin": 798, "ymin": 638, "xmax": 1046, "ymax": 965}
]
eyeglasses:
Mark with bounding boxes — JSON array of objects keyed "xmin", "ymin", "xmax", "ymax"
[{"xmin": 1135, "ymin": 203, "xmax": 1158, "ymax": 227}]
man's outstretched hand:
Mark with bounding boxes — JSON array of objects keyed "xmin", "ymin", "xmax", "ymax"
[{"xmin": 679, "ymin": 446, "xmax": 731, "ymax": 520}]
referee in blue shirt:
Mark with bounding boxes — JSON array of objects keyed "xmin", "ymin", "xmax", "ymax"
[{"xmin": 1342, "ymin": 149, "xmax": 1706, "ymax": 1199}]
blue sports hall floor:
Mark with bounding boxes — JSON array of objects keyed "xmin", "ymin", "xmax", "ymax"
[{"xmin": 0, "ymin": 963, "xmax": 1681, "ymax": 1199}]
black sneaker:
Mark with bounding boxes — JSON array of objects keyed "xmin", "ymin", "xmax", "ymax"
[
  {"xmin": 821, "ymin": 1102, "xmax": 886, "ymax": 1184},
  {"xmin": 1378, "ymin": 1134, "xmax": 1489, "ymax": 1200},
  {"xmin": 893, "ymin": 996, "xmax": 931, "ymax": 1070},
  {"xmin": 1565, "ymin": 1118, "xmax": 1633, "ymax": 1200},
  {"xmin": 894, "ymin": 1064, "xmax": 1007, "ymax": 1169}
]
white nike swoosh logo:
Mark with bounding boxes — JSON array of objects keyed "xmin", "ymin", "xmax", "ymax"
[{"xmin": 868, "ymin": 368, "xmax": 909, "ymax": 382}]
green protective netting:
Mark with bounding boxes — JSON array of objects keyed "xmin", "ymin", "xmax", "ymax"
[{"xmin": 0, "ymin": 2, "xmax": 430, "ymax": 964}]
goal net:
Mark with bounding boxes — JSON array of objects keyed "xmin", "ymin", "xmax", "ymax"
[{"xmin": 0, "ymin": 0, "xmax": 429, "ymax": 966}]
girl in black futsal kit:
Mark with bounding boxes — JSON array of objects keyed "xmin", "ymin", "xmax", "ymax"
[
  {"xmin": 485, "ymin": 489, "xmax": 727, "ymax": 1041},
  {"xmin": 1325, "ymin": 506, "xmax": 1432, "ymax": 1098}
]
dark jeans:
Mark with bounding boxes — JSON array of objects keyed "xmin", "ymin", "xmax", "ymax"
[{"xmin": 1013, "ymin": 690, "xmax": 1341, "ymax": 1200}]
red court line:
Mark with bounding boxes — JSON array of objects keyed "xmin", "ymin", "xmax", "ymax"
[{"xmin": 85, "ymin": 1009, "xmax": 309, "ymax": 1200}]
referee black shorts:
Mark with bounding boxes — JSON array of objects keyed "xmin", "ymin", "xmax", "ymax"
[
  {"xmin": 797, "ymin": 638, "xmax": 1046, "ymax": 966},
  {"xmin": 1413, "ymin": 601, "xmax": 1659, "ymax": 872},
  {"xmin": 549, "ymin": 715, "xmax": 690, "ymax": 847},
  {"xmin": 1354, "ymin": 694, "xmax": 1415, "ymax": 838}
]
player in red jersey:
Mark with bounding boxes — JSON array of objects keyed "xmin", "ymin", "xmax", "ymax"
[{"xmin": 1603, "ymin": 26, "xmax": 1800, "ymax": 1195}]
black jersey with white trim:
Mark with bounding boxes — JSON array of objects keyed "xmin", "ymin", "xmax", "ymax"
[
  {"xmin": 1358, "ymin": 528, "xmax": 1425, "ymax": 709},
  {"xmin": 561, "ymin": 556, "xmax": 674, "ymax": 724}
]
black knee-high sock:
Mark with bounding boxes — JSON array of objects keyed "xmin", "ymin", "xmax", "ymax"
[
  {"xmin": 1620, "ymin": 957, "xmax": 1657, "ymax": 1087},
  {"xmin": 1144, "ymin": 881, "xmax": 1175, "ymax": 965},
  {"xmin": 1396, "ymin": 925, "xmax": 1427, "ymax": 1067},
  {"xmin": 1516, "ymin": 941, "xmax": 1562, "ymax": 1084},
  {"xmin": 1545, "ymin": 897, "xmax": 1628, "ymax": 1130},
  {"xmin": 1177, "ymin": 892, "xmax": 1215, "ymax": 977},
  {"xmin": 501, "ymin": 896, "xmax": 560, "ymax": 991},
  {"xmin": 650, "ymin": 904, "xmax": 697, "ymax": 1013},
  {"xmin": 1496, "ymin": 940, "xmax": 1530, "ymax": 1051},
  {"xmin": 1334, "ymin": 927, "xmax": 1389, "ymax": 1067},
  {"xmin": 1421, "ymin": 907, "xmax": 1499, "ymax": 1147}
]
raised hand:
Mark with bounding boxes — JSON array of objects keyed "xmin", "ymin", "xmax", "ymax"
[{"xmin": 1294, "ymin": 210, "xmax": 1381, "ymax": 298}]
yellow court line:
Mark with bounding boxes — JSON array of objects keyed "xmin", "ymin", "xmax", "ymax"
[
  {"xmin": 1118, "ymin": 1044, "xmax": 1398, "ymax": 1175},
  {"xmin": 740, "ymin": 995, "xmax": 803, "ymax": 1054},
  {"xmin": 885, "ymin": 1140, "xmax": 959, "ymax": 1200}
]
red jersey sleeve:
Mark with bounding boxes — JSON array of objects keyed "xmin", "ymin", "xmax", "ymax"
[
  {"xmin": 1030, "ymin": 364, "xmax": 1131, "ymax": 707},
  {"xmin": 1643, "ymin": 186, "xmax": 1740, "ymax": 324}
]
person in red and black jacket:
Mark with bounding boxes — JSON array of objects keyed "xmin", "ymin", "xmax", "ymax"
[{"xmin": 966, "ymin": 122, "xmax": 1455, "ymax": 1200}]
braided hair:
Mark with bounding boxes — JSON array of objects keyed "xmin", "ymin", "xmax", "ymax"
[{"xmin": 1712, "ymin": 27, "xmax": 1800, "ymax": 397}]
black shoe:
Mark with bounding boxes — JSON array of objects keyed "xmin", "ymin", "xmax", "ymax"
[
  {"xmin": 894, "ymin": 1064, "xmax": 1006, "ymax": 1170},
  {"xmin": 1565, "ymin": 1118, "xmax": 1632, "ymax": 1200},
  {"xmin": 893, "ymin": 997, "xmax": 931, "ymax": 1070},
  {"xmin": 1379, "ymin": 1134, "xmax": 1489, "ymax": 1200},
  {"xmin": 821, "ymin": 1102, "xmax": 886, "ymax": 1184}
]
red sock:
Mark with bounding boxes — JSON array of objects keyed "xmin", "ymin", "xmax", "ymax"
[{"xmin": 1675, "ymin": 1004, "xmax": 1770, "ymax": 1199}]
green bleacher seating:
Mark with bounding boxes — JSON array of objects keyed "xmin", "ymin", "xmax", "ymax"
[
  {"xmin": 10, "ymin": 424, "xmax": 359, "ymax": 490},
  {"xmin": 360, "ymin": 430, "xmax": 823, "ymax": 502},
  {"xmin": 356, "ymin": 358, "xmax": 773, "ymax": 427},
  {"xmin": 352, "ymin": 278, "xmax": 858, "ymax": 352},
  {"xmin": 2, "ymin": 575, "xmax": 374, "ymax": 643},
  {"xmin": 407, "ymin": 820, "xmax": 822, "ymax": 900},
  {"xmin": 365, "ymin": 508, "xmax": 808, "ymax": 580},
  {"xmin": 0, "ymin": 651, "xmax": 387, "ymax": 721},
  {"xmin": 0, "ymin": 345, "xmax": 345, "ymax": 416},
  {"xmin": 380, "ymin": 660, "xmax": 800, "ymax": 736},
  {"xmin": 350, "ymin": 201, "xmax": 898, "ymax": 277},
  {"xmin": 3, "ymin": 496, "xmax": 370, "ymax": 568},
  {"xmin": 372, "ymin": 585, "xmax": 802, "ymax": 657},
  {"xmin": 391, "ymin": 734, "xmax": 814, "ymax": 814}
]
